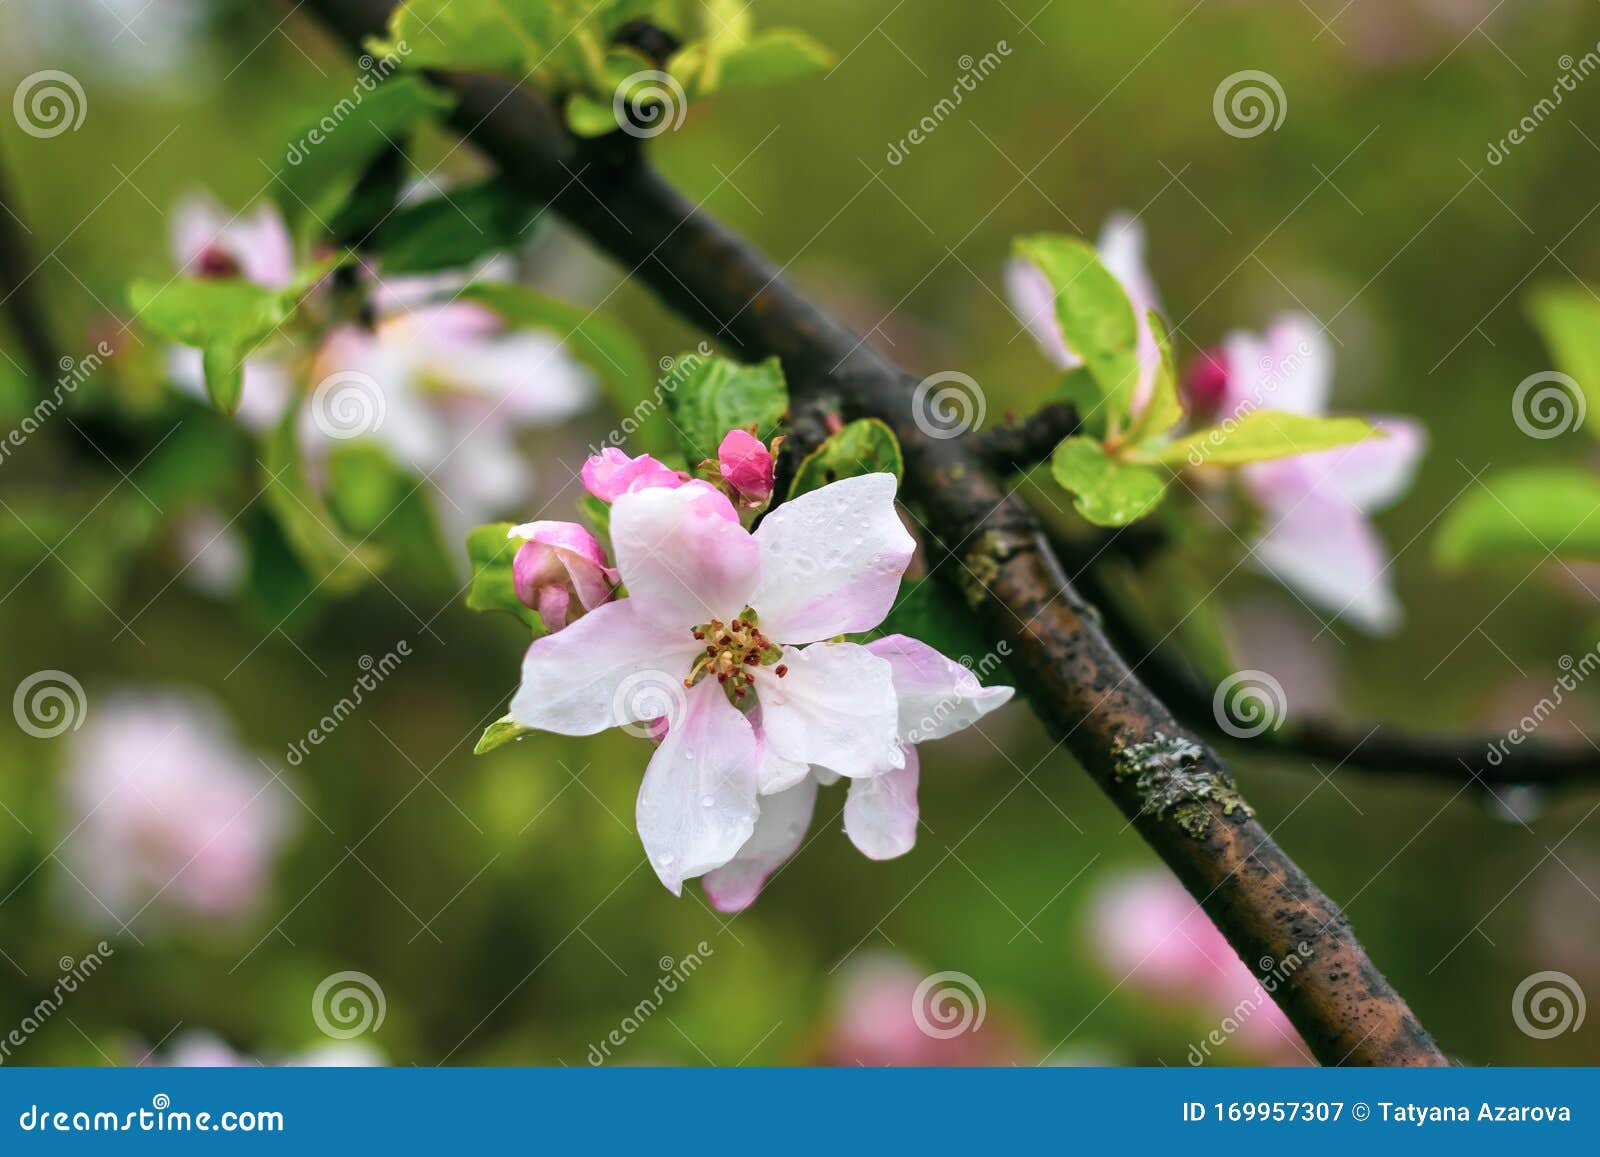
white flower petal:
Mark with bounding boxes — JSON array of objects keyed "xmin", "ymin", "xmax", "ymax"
[
  {"xmin": 611, "ymin": 485, "xmax": 760, "ymax": 631},
  {"xmin": 701, "ymin": 775, "xmax": 818, "ymax": 913},
  {"xmin": 1252, "ymin": 494, "xmax": 1402, "ymax": 635},
  {"xmin": 749, "ymin": 474, "xmax": 914, "ymax": 644},
  {"xmin": 752, "ymin": 642, "xmax": 903, "ymax": 780},
  {"xmin": 864, "ymin": 634, "xmax": 1015, "ymax": 743},
  {"xmin": 509, "ymin": 600, "xmax": 700, "ymax": 736},
  {"xmin": 637, "ymin": 679, "xmax": 760, "ymax": 894},
  {"xmin": 844, "ymin": 746, "xmax": 920, "ymax": 861}
]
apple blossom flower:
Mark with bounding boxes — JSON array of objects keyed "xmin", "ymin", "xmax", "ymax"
[
  {"xmin": 1090, "ymin": 867, "xmax": 1309, "ymax": 1064},
  {"xmin": 717, "ymin": 429, "xmax": 775, "ymax": 507},
  {"xmin": 509, "ymin": 474, "xmax": 917, "ymax": 895},
  {"xmin": 308, "ymin": 301, "xmax": 594, "ymax": 550},
  {"xmin": 508, "ymin": 520, "xmax": 618, "ymax": 631},
  {"xmin": 1006, "ymin": 212, "xmax": 1164, "ymax": 413},
  {"xmin": 702, "ymin": 634, "xmax": 1013, "ymax": 912},
  {"xmin": 1193, "ymin": 314, "xmax": 1426, "ymax": 634},
  {"xmin": 580, "ymin": 447, "xmax": 685, "ymax": 501},
  {"xmin": 59, "ymin": 691, "xmax": 294, "ymax": 927}
]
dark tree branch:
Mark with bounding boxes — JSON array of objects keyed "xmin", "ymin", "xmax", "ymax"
[
  {"xmin": 301, "ymin": 0, "xmax": 1448, "ymax": 1066},
  {"xmin": 1048, "ymin": 529, "xmax": 1600, "ymax": 790},
  {"xmin": 970, "ymin": 401, "xmax": 1079, "ymax": 473},
  {"xmin": 0, "ymin": 143, "xmax": 63, "ymax": 383}
]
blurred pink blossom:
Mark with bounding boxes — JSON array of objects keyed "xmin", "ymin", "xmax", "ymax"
[
  {"xmin": 1090, "ymin": 867, "xmax": 1309, "ymax": 1064},
  {"xmin": 60, "ymin": 691, "xmax": 294, "ymax": 928},
  {"xmin": 140, "ymin": 1030, "xmax": 383, "ymax": 1067}
]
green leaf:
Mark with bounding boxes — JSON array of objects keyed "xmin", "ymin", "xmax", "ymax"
[
  {"xmin": 456, "ymin": 282, "xmax": 652, "ymax": 423},
  {"xmin": 1125, "ymin": 311, "xmax": 1182, "ymax": 443},
  {"xmin": 465, "ymin": 522, "xmax": 544, "ymax": 631},
  {"xmin": 566, "ymin": 94, "xmax": 621, "ymax": 137},
  {"xmin": 130, "ymin": 278, "xmax": 290, "ymax": 413},
  {"xmin": 717, "ymin": 30, "xmax": 834, "ymax": 89},
  {"xmin": 368, "ymin": 0, "xmax": 540, "ymax": 75},
  {"xmin": 277, "ymin": 76, "xmax": 452, "ymax": 232},
  {"xmin": 1436, "ymin": 468, "xmax": 1600, "ymax": 568},
  {"xmin": 788, "ymin": 418, "xmax": 903, "ymax": 499},
  {"xmin": 1047, "ymin": 366, "xmax": 1108, "ymax": 440},
  {"xmin": 1051, "ymin": 436, "xmax": 1167, "ymax": 527},
  {"xmin": 1012, "ymin": 234, "xmax": 1141, "ymax": 420},
  {"xmin": 263, "ymin": 405, "xmax": 387, "ymax": 593},
  {"xmin": 475, "ymin": 714, "xmax": 536, "ymax": 754},
  {"xmin": 326, "ymin": 441, "xmax": 409, "ymax": 535},
  {"xmin": 579, "ymin": 492, "xmax": 612, "ymax": 544},
  {"xmin": 665, "ymin": 354, "xmax": 788, "ymax": 464},
  {"xmin": 1141, "ymin": 410, "xmax": 1378, "ymax": 468},
  {"xmin": 374, "ymin": 178, "xmax": 540, "ymax": 274},
  {"xmin": 1525, "ymin": 285, "xmax": 1600, "ymax": 442}
]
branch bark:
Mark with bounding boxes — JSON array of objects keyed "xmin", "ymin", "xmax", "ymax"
[
  {"xmin": 301, "ymin": 0, "xmax": 1449, "ymax": 1066},
  {"xmin": 0, "ymin": 143, "xmax": 63, "ymax": 383}
]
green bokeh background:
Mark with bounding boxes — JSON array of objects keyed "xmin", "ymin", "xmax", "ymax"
[{"xmin": 1, "ymin": 0, "xmax": 1598, "ymax": 1066}]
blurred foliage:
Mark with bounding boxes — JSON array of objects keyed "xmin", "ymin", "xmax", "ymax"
[{"xmin": 1, "ymin": 0, "xmax": 1599, "ymax": 1069}]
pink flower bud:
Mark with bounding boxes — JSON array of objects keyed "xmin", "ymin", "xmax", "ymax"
[
  {"xmin": 580, "ymin": 448, "xmax": 684, "ymax": 502},
  {"xmin": 509, "ymin": 521, "xmax": 618, "ymax": 631},
  {"xmin": 717, "ymin": 429, "xmax": 775, "ymax": 506},
  {"xmin": 1180, "ymin": 347, "xmax": 1231, "ymax": 417}
]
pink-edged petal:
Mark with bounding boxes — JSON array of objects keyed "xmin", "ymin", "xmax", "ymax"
[
  {"xmin": 750, "ymin": 642, "xmax": 903, "ymax": 780},
  {"xmin": 581, "ymin": 448, "xmax": 684, "ymax": 501},
  {"xmin": 1251, "ymin": 492, "xmax": 1402, "ymax": 635},
  {"xmin": 864, "ymin": 634, "xmax": 1015, "ymax": 743},
  {"xmin": 749, "ymin": 474, "xmax": 914, "ymax": 643},
  {"xmin": 844, "ymin": 745, "xmax": 920, "ymax": 861},
  {"xmin": 751, "ymin": 710, "xmax": 812, "ymax": 796},
  {"xmin": 1289, "ymin": 416, "xmax": 1426, "ymax": 514},
  {"xmin": 718, "ymin": 428, "xmax": 775, "ymax": 504},
  {"xmin": 1217, "ymin": 315, "xmax": 1331, "ymax": 421},
  {"xmin": 637, "ymin": 679, "xmax": 760, "ymax": 894},
  {"xmin": 1004, "ymin": 257, "xmax": 1077, "ymax": 370},
  {"xmin": 509, "ymin": 599, "xmax": 701, "ymax": 735},
  {"xmin": 535, "ymin": 585, "xmax": 571, "ymax": 631},
  {"xmin": 610, "ymin": 484, "xmax": 760, "ymax": 630},
  {"xmin": 701, "ymin": 774, "xmax": 818, "ymax": 912}
]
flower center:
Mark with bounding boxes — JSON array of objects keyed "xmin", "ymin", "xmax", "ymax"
[{"xmin": 686, "ymin": 614, "xmax": 786, "ymax": 701}]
